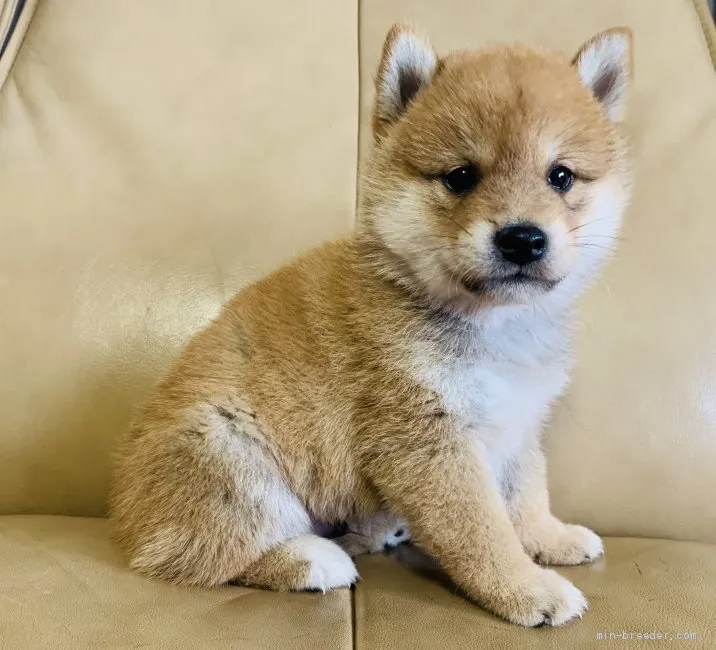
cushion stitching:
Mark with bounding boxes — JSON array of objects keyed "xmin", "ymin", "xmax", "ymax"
[
  {"xmin": 692, "ymin": 0, "xmax": 716, "ymax": 69},
  {"xmin": 0, "ymin": 0, "xmax": 38, "ymax": 93}
]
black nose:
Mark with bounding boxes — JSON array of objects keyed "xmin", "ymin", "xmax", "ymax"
[{"xmin": 495, "ymin": 225, "xmax": 547, "ymax": 265}]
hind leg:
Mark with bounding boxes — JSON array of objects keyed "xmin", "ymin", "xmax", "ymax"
[
  {"xmin": 111, "ymin": 399, "xmax": 356, "ymax": 590},
  {"xmin": 240, "ymin": 534, "xmax": 357, "ymax": 592}
]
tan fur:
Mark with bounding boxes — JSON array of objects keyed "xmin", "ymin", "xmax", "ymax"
[{"xmin": 110, "ymin": 25, "xmax": 633, "ymax": 626}]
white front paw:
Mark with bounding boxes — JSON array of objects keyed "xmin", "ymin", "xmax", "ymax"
[
  {"xmin": 533, "ymin": 524, "xmax": 604, "ymax": 566},
  {"xmin": 489, "ymin": 567, "xmax": 588, "ymax": 627}
]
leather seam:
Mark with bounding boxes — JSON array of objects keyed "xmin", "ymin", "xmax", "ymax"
[
  {"xmin": 0, "ymin": 0, "xmax": 25, "ymax": 60},
  {"xmin": 692, "ymin": 0, "xmax": 716, "ymax": 70},
  {"xmin": 353, "ymin": 0, "xmax": 362, "ymax": 226},
  {"xmin": 350, "ymin": 582, "xmax": 357, "ymax": 650},
  {"xmin": 351, "ymin": 6, "xmax": 360, "ymax": 647},
  {"xmin": 0, "ymin": 0, "xmax": 37, "ymax": 93}
]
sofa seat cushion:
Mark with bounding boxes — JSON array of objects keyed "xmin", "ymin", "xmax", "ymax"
[
  {"xmin": 354, "ymin": 538, "xmax": 716, "ymax": 648},
  {"xmin": 2, "ymin": 516, "xmax": 715, "ymax": 648},
  {"xmin": 0, "ymin": 516, "xmax": 352, "ymax": 649}
]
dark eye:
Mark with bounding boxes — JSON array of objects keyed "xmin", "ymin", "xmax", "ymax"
[
  {"xmin": 442, "ymin": 165, "xmax": 480, "ymax": 195},
  {"xmin": 547, "ymin": 165, "xmax": 574, "ymax": 192}
]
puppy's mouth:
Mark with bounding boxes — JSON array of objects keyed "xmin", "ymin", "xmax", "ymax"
[{"xmin": 460, "ymin": 271, "xmax": 560, "ymax": 294}]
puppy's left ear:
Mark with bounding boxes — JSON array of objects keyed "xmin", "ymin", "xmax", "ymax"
[
  {"xmin": 373, "ymin": 24, "xmax": 438, "ymax": 140},
  {"xmin": 573, "ymin": 28, "xmax": 633, "ymax": 123}
]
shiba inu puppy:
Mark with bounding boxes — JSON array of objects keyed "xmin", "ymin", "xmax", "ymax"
[{"xmin": 110, "ymin": 23, "xmax": 632, "ymax": 627}]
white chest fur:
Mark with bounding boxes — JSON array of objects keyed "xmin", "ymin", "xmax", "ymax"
[{"xmin": 413, "ymin": 306, "xmax": 571, "ymax": 487}]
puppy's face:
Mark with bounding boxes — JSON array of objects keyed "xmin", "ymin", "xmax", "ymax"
[{"xmin": 360, "ymin": 26, "xmax": 633, "ymax": 312}]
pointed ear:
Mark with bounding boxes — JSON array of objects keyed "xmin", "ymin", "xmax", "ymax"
[
  {"xmin": 572, "ymin": 28, "xmax": 633, "ymax": 123},
  {"xmin": 373, "ymin": 24, "xmax": 438, "ymax": 139}
]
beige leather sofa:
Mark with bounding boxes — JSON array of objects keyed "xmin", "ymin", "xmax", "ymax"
[{"xmin": 2, "ymin": 1, "xmax": 715, "ymax": 647}]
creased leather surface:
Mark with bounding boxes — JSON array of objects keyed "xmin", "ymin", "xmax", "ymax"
[
  {"xmin": 0, "ymin": 516, "xmax": 352, "ymax": 649},
  {"xmin": 359, "ymin": 0, "xmax": 716, "ymax": 545},
  {"xmin": 0, "ymin": 0, "xmax": 357, "ymax": 516},
  {"xmin": 693, "ymin": 0, "xmax": 716, "ymax": 65},
  {"xmin": 354, "ymin": 540, "xmax": 716, "ymax": 648},
  {"xmin": 0, "ymin": 0, "xmax": 38, "ymax": 89}
]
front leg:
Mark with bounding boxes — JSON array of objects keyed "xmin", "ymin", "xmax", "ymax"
[
  {"xmin": 506, "ymin": 444, "xmax": 603, "ymax": 566},
  {"xmin": 365, "ymin": 420, "xmax": 587, "ymax": 627}
]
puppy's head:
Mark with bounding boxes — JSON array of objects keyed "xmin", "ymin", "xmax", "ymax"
[{"xmin": 359, "ymin": 25, "xmax": 633, "ymax": 313}]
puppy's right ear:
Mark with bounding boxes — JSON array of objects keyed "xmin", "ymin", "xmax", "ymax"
[{"xmin": 373, "ymin": 24, "xmax": 437, "ymax": 140}]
